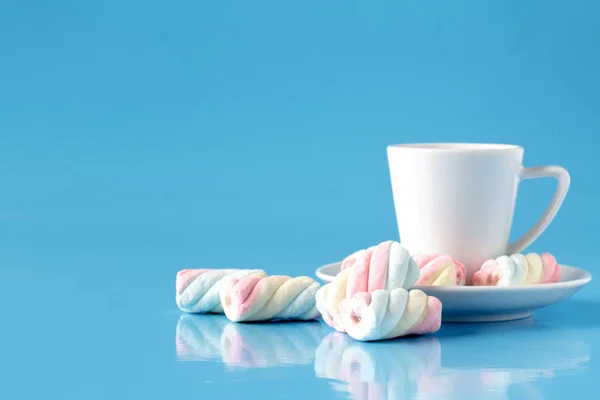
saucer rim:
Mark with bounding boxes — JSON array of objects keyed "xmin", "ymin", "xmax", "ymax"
[{"xmin": 315, "ymin": 262, "xmax": 592, "ymax": 292}]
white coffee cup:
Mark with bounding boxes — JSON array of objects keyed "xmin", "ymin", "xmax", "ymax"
[{"xmin": 387, "ymin": 143, "xmax": 570, "ymax": 283}]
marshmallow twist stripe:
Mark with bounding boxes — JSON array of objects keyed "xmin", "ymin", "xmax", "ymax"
[
  {"xmin": 340, "ymin": 289, "xmax": 442, "ymax": 342},
  {"xmin": 413, "ymin": 254, "xmax": 467, "ymax": 286},
  {"xmin": 176, "ymin": 269, "xmax": 265, "ymax": 313},
  {"xmin": 220, "ymin": 271, "xmax": 321, "ymax": 322},
  {"xmin": 316, "ymin": 241, "xmax": 420, "ymax": 332},
  {"xmin": 340, "ymin": 246, "xmax": 374, "ymax": 271},
  {"xmin": 473, "ymin": 252, "xmax": 561, "ymax": 286},
  {"xmin": 339, "ymin": 241, "xmax": 420, "ymax": 293}
]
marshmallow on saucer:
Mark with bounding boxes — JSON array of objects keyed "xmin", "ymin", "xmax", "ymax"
[
  {"xmin": 220, "ymin": 271, "xmax": 321, "ymax": 322},
  {"xmin": 176, "ymin": 269, "xmax": 265, "ymax": 313},
  {"xmin": 413, "ymin": 254, "xmax": 467, "ymax": 286},
  {"xmin": 340, "ymin": 288, "xmax": 442, "ymax": 342},
  {"xmin": 472, "ymin": 252, "xmax": 561, "ymax": 286},
  {"xmin": 316, "ymin": 241, "xmax": 420, "ymax": 332}
]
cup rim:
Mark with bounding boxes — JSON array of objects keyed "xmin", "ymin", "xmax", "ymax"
[{"xmin": 387, "ymin": 143, "xmax": 523, "ymax": 152}]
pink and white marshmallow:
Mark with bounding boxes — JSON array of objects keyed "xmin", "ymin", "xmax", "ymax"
[
  {"xmin": 339, "ymin": 289, "xmax": 442, "ymax": 341},
  {"xmin": 220, "ymin": 271, "xmax": 321, "ymax": 322},
  {"xmin": 413, "ymin": 254, "xmax": 467, "ymax": 286},
  {"xmin": 316, "ymin": 241, "xmax": 420, "ymax": 332},
  {"xmin": 176, "ymin": 269, "xmax": 265, "ymax": 313},
  {"xmin": 472, "ymin": 252, "xmax": 561, "ymax": 286}
]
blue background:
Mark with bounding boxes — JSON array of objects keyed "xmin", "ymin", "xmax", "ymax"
[{"xmin": 1, "ymin": 1, "xmax": 598, "ymax": 399}]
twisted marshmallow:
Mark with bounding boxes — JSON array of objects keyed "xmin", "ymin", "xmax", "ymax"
[
  {"xmin": 339, "ymin": 289, "xmax": 442, "ymax": 341},
  {"xmin": 413, "ymin": 254, "xmax": 466, "ymax": 286},
  {"xmin": 220, "ymin": 271, "xmax": 321, "ymax": 322},
  {"xmin": 176, "ymin": 269, "xmax": 265, "ymax": 313},
  {"xmin": 473, "ymin": 252, "xmax": 561, "ymax": 286},
  {"xmin": 340, "ymin": 246, "xmax": 374, "ymax": 271},
  {"xmin": 316, "ymin": 241, "xmax": 420, "ymax": 332}
]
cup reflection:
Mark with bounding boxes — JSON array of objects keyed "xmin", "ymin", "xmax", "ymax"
[
  {"xmin": 176, "ymin": 314, "xmax": 325, "ymax": 369},
  {"xmin": 314, "ymin": 317, "xmax": 590, "ymax": 400}
]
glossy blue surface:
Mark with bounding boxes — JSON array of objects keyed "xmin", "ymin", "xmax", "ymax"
[{"xmin": 1, "ymin": 1, "xmax": 599, "ymax": 399}]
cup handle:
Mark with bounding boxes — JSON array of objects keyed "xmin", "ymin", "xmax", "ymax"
[{"xmin": 506, "ymin": 166, "xmax": 570, "ymax": 254}]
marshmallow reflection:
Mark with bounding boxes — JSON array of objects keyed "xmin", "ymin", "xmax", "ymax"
[
  {"xmin": 315, "ymin": 332, "xmax": 441, "ymax": 400},
  {"xmin": 176, "ymin": 314, "xmax": 325, "ymax": 368},
  {"xmin": 418, "ymin": 319, "xmax": 591, "ymax": 400},
  {"xmin": 176, "ymin": 313, "xmax": 228, "ymax": 361},
  {"xmin": 315, "ymin": 318, "xmax": 590, "ymax": 400}
]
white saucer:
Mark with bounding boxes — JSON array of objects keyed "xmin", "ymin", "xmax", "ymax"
[{"xmin": 315, "ymin": 262, "xmax": 592, "ymax": 322}]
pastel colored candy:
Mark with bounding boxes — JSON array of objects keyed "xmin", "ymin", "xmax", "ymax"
[
  {"xmin": 340, "ymin": 247, "xmax": 374, "ymax": 271},
  {"xmin": 413, "ymin": 254, "xmax": 467, "ymax": 286},
  {"xmin": 176, "ymin": 269, "xmax": 265, "ymax": 313},
  {"xmin": 472, "ymin": 252, "xmax": 561, "ymax": 286},
  {"xmin": 316, "ymin": 241, "xmax": 420, "ymax": 332},
  {"xmin": 220, "ymin": 271, "xmax": 321, "ymax": 322},
  {"xmin": 339, "ymin": 288, "xmax": 442, "ymax": 342}
]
